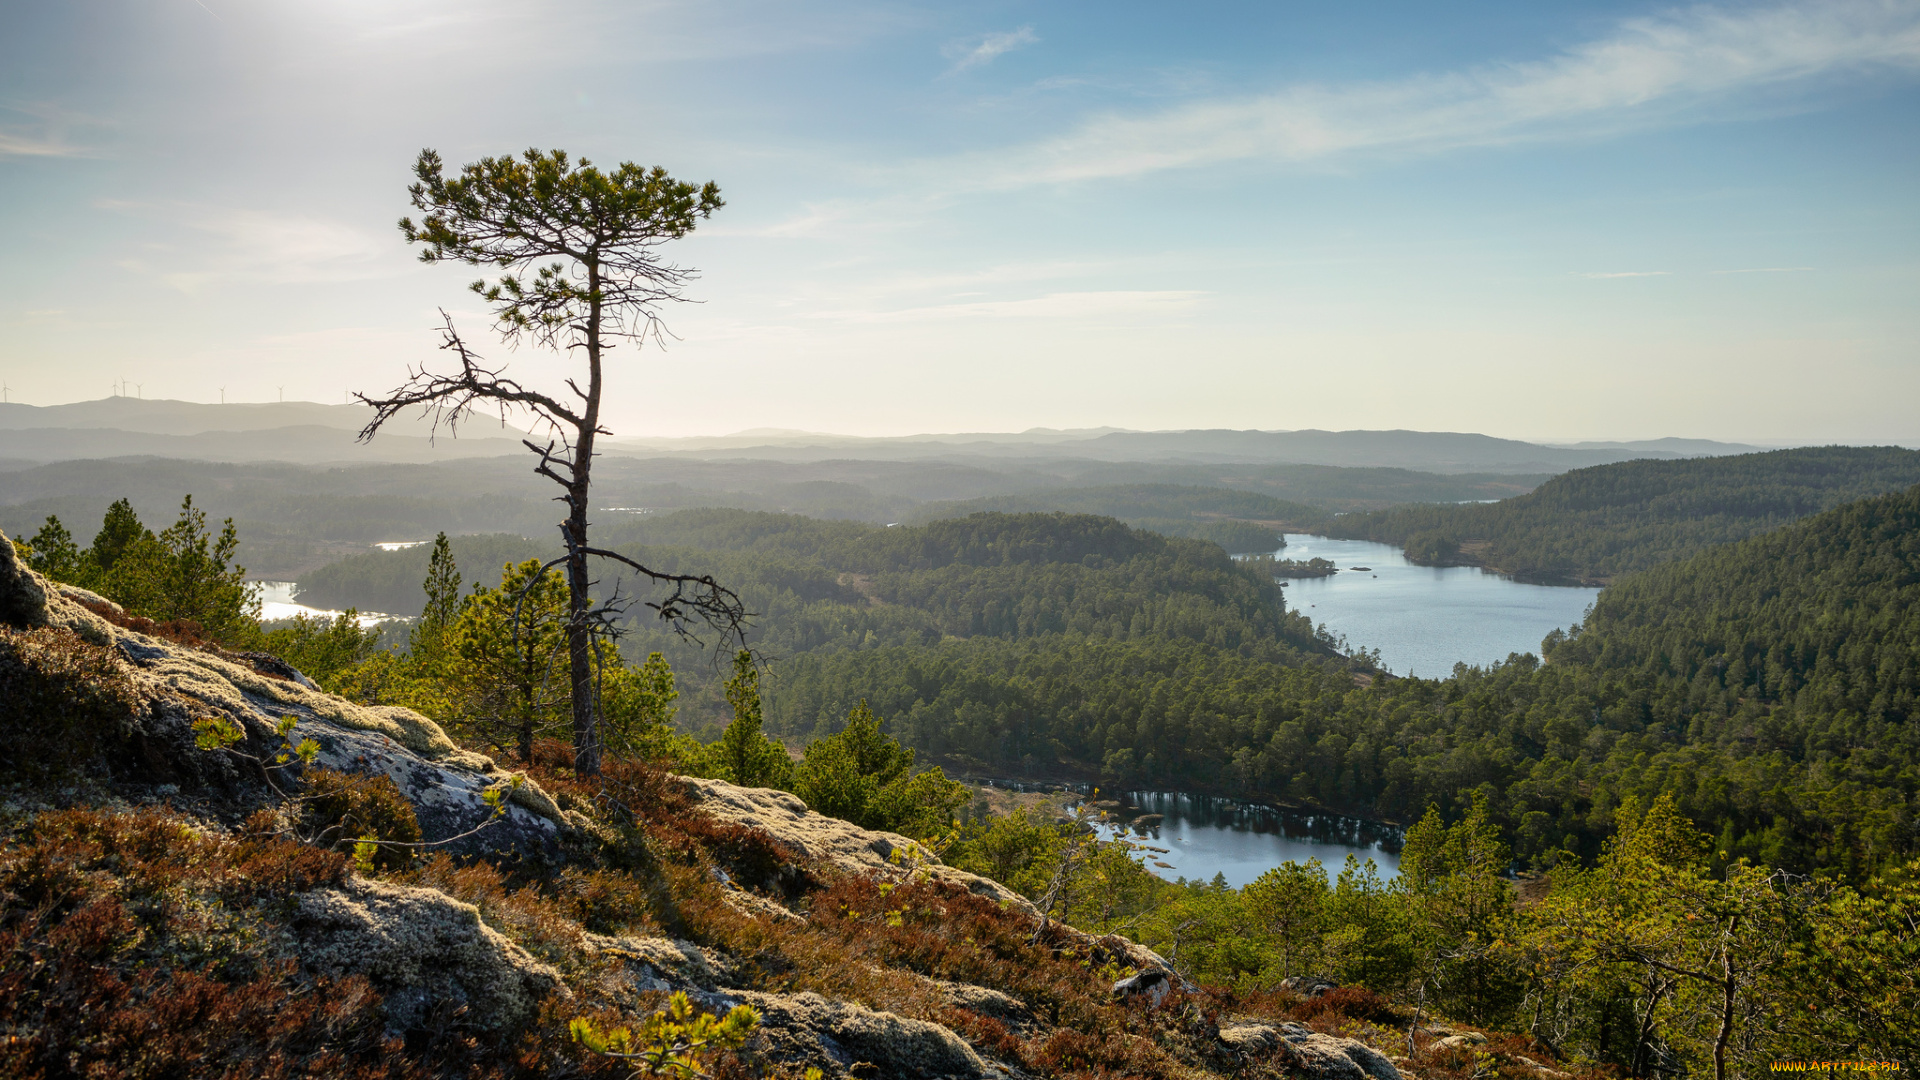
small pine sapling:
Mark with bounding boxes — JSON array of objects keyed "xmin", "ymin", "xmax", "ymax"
[{"xmin": 569, "ymin": 991, "xmax": 760, "ymax": 1078}]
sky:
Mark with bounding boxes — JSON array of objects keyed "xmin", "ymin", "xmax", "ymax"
[{"xmin": 1, "ymin": 0, "xmax": 1916, "ymax": 443}]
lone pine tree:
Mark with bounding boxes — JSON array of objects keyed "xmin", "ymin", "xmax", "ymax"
[{"xmin": 356, "ymin": 148, "xmax": 749, "ymax": 774}]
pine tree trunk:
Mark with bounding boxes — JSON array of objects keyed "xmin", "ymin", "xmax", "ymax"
[
  {"xmin": 568, "ymin": 278, "xmax": 605, "ymax": 777},
  {"xmin": 1713, "ymin": 917, "xmax": 1738, "ymax": 1080}
]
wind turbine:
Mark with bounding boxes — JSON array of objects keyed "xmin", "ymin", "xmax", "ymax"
[{"xmin": 219, "ymin": 387, "xmax": 225, "ymax": 404}]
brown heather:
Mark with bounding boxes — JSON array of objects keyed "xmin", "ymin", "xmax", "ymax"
[
  {"xmin": 299, "ymin": 768, "xmax": 424, "ymax": 871},
  {"xmin": 0, "ymin": 626, "xmax": 141, "ymax": 782}
]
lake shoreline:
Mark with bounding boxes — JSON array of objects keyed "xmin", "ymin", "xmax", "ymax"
[
  {"xmin": 946, "ymin": 771, "xmax": 1411, "ymax": 835},
  {"xmin": 1273, "ymin": 533, "xmax": 1600, "ymax": 677}
]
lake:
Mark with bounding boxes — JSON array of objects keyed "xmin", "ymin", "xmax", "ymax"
[
  {"xmin": 1091, "ymin": 791, "xmax": 1401, "ymax": 887},
  {"xmin": 1273, "ymin": 534, "xmax": 1601, "ymax": 678},
  {"xmin": 254, "ymin": 580, "xmax": 401, "ymax": 627}
]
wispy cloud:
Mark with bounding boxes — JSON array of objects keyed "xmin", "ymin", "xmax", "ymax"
[
  {"xmin": 0, "ymin": 104, "xmax": 108, "ymax": 158},
  {"xmin": 941, "ymin": 0, "xmax": 1920, "ymax": 187},
  {"xmin": 944, "ymin": 26, "xmax": 1039, "ymax": 74},
  {"xmin": 102, "ymin": 204, "xmax": 400, "ymax": 292},
  {"xmin": 1577, "ymin": 271, "xmax": 1672, "ymax": 278},
  {"xmin": 812, "ymin": 289, "xmax": 1205, "ymax": 323},
  {"xmin": 0, "ymin": 130, "xmax": 82, "ymax": 157}
]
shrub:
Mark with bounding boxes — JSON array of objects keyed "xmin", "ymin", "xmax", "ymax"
[
  {"xmin": 1289, "ymin": 984, "xmax": 1396, "ymax": 1026},
  {"xmin": 0, "ymin": 625, "xmax": 140, "ymax": 783},
  {"xmin": 0, "ymin": 808, "xmax": 397, "ymax": 1080},
  {"xmin": 298, "ymin": 768, "xmax": 423, "ymax": 870}
]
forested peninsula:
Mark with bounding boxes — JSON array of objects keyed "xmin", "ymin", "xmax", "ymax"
[{"xmin": 1325, "ymin": 445, "xmax": 1920, "ymax": 584}]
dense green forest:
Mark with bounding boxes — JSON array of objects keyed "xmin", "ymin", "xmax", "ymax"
[
  {"xmin": 1325, "ymin": 445, "xmax": 1920, "ymax": 583},
  {"xmin": 774, "ymin": 486, "xmax": 1920, "ymax": 877},
  {"xmin": 302, "ymin": 508, "xmax": 1322, "ymax": 656},
  {"xmin": 906, "ymin": 482, "xmax": 1315, "ymax": 551}
]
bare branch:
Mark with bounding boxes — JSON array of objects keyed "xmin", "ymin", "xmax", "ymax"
[{"xmin": 354, "ymin": 311, "xmax": 583, "ymax": 445}]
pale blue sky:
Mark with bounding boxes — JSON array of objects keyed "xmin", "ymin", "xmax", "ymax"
[{"xmin": 2, "ymin": 0, "xmax": 1916, "ymax": 442}]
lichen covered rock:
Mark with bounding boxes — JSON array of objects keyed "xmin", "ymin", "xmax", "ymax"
[
  {"xmin": 1219, "ymin": 1021, "xmax": 1403, "ymax": 1080},
  {"xmin": 683, "ymin": 776, "xmax": 1033, "ymax": 913},
  {"xmin": 0, "ymin": 536, "xmax": 568, "ymax": 859},
  {"xmin": 294, "ymin": 878, "xmax": 567, "ymax": 1030},
  {"xmin": 732, "ymin": 990, "xmax": 1013, "ymax": 1080}
]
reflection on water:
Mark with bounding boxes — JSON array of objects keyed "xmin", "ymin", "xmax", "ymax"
[
  {"xmin": 1273, "ymin": 534, "xmax": 1600, "ymax": 678},
  {"xmin": 1092, "ymin": 790, "xmax": 1401, "ymax": 888},
  {"xmin": 253, "ymin": 581, "xmax": 402, "ymax": 628}
]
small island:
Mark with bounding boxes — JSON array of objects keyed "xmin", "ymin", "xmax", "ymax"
[{"xmin": 1243, "ymin": 554, "xmax": 1341, "ymax": 579}]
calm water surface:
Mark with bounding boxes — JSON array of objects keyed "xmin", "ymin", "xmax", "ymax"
[
  {"xmin": 1092, "ymin": 792, "xmax": 1401, "ymax": 887},
  {"xmin": 1274, "ymin": 534, "xmax": 1600, "ymax": 678},
  {"xmin": 253, "ymin": 580, "xmax": 400, "ymax": 627}
]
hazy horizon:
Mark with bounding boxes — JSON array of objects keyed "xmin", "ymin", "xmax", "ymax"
[
  {"xmin": 0, "ymin": 393, "xmax": 1816, "ymax": 451},
  {"xmin": 4, "ymin": 0, "xmax": 1916, "ymax": 444}
]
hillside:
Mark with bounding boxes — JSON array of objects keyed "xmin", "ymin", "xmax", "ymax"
[
  {"xmin": 905, "ymin": 483, "xmax": 1324, "ymax": 552},
  {"xmin": 1546, "ymin": 482, "xmax": 1920, "ymax": 733},
  {"xmin": 0, "ymin": 397, "xmax": 531, "ymax": 464},
  {"xmin": 300, "ymin": 511, "xmax": 1327, "ymax": 676},
  {"xmin": 1324, "ymin": 445, "xmax": 1920, "ymax": 583}
]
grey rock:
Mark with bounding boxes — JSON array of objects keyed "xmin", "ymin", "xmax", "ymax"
[
  {"xmin": 0, "ymin": 539, "xmax": 573, "ymax": 860},
  {"xmin": 1219, "ymin": 1022, "xmax": 1403, "ymax": 1080},
  {"xmin": 1112, "ymin": 968, "xmax": 1171, "ymax": 1008},
  {"xmin": 585, "ymin": 933, "xmax": 732, "ymax": 990},
  {"xmin": 294, "ymin": 878, "xmax": 567, "ymax": 1031},
  {"xmin": 938, "ymin": 981, "xmax": 1032, "ymax": 1026},
  {"xmin": 1219, "ymin": 1023, "xmax": 1283, "ymax": 1053},
  {"xmin": 0, "ymin": 530, "xmax": 48, "ymax": 627},
  {"xmin": 734, "ymin": 990, "xmax": 1013, "ymax": 1079},
  {"xmin": 1281, "ymin": 974, "xmax": 1339, "ymax": 998},
  {"xmin": 682, "ymin": 776, "xmax": 1029, "ymax": 912}
]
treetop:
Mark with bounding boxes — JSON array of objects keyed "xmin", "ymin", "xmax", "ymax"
[{"xmin": 401, "ymin": 147, "xmax": 723, "ymax": 264}]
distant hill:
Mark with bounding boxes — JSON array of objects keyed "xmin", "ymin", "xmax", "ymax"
[
  {"xmin": 3, "ymin": 400, "xmax": 1770, "ymax": 478},
  {"xmin": 1326, "ymin": 446, "xmax": 1920, "ymax": 583},
  {"xmin": 1073, "ymin": 429, "xmax": 1686, "ymax": 472},
  {"xmin": 0, "ymin": 398, "xmax": 528, "ymax": 464},
  {"xmin": 1557, "ymin": 437, "xmax": 1771, "ymax": 456},
  {"xmin": 606, "ymin": 426, "xmax": 1761, "ymax": 474}
]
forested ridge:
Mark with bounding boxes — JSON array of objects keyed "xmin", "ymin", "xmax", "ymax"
[
  {"xmin": 305, "ymin": 509, "xmax": 1324, "ymax": 661},
  {"xmin": 762, "ymin": 492, "xmax": 1920, "ymax": 879},
  {"xmin": 1325, "ymin": 445, "xmax": 1920, "ymax": 584},
  {"xmin": 905, "ymin": 482, "xmax": 1321, "ymax": 552}
]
